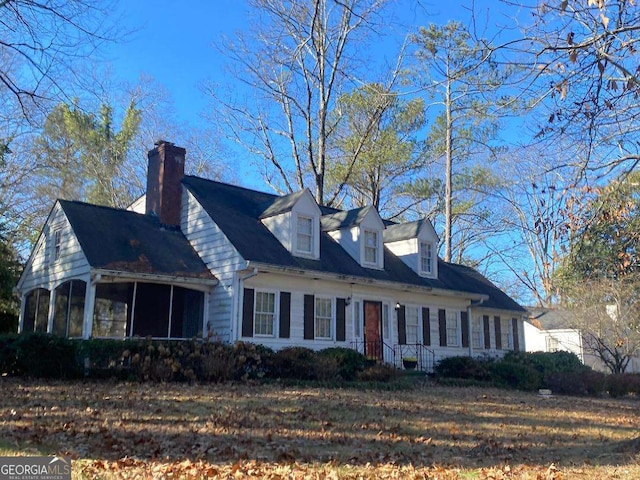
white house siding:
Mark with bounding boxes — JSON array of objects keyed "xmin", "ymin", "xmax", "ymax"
[
  {"xmin": 17, "ymin": 203, "xmax": 91, "ymax": 331},
  {"xmin": 262, "ymin": 212, "xmax": 292, "ymax": 252},
  {"xmin": 181, "ymin": 189, "xmax": 245, "ymax": 341},
  {"xmin": 240, "ymin": 271, "xmax": 509, "ymax": 370},
  {"xmin": 18, "ymin": 204, "xmax": 90, "ymax": 293},
  {"xmin": 385, "ymin": 239, "xmax": 417, "ymax": 271}
]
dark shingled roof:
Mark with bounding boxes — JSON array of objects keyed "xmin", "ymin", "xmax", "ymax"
[
  {"xmin": 383, "ymin": 219, "xmax": 428, "ymax": 243},
  {"xmin": 528, "ymin": 308, "xmax": 574, "ymax": 329},
  {"xmin": 182, "ymin": 176, "xmax": 526, "ymax": 312},
  {"xmin": 320, "ymin": 205, "xmax": 375, "ymax": 231},
  {"xmin": 259, "ymin": 189, "xmax": 307, "ymax": 219},
  {"xmin": 59, "ymin": 200, "xmax": 214, "ymax": 280}
]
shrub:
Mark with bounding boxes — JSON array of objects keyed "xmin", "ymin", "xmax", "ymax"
[
  {"xmin": 265, "ymin": 346, "xmax": 318, "ymax": 380},
  {"xmin": 317, "ymin": 347, "xmax": 367, "ymax": 381},
  {"xmin": 489, "ymin": 362, "xmax": 542, "ymax": 391},
  {"xmin": 606, "ymin": 374, "xmax": 640, "ymax": 398},
  {"xmin": 0, "ymin": 333, "xmax": 77, "ymax": 378},
  {"xmin": 546, "ymin": 370, "xmax": 607, "ymax": 396},
  {"xmin": 434, "ymin": 356, "xmax": 491, "ymax": 381}
]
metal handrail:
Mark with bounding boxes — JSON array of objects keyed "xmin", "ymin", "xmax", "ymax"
[
  {"xmin": 394, "ymin": 343, "xmax": 436, "ymax": 372},
  {"xmin": 349, "ymin": 339, "xmax": 395, "ymax": 364}
]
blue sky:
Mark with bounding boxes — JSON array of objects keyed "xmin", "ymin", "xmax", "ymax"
[{"xmin": 107, "ymin": 1, "xmax": 498, "ymax": 129}]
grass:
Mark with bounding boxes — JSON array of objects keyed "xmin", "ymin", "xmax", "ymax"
[{"xmin": 0, "ymin": 377, "xmax": 638, "ymax": 478}]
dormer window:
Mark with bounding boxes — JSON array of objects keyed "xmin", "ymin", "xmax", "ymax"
[
  {"xmin": 420, "ymin": 241, "xmax": 433, "ymax": 275},
  {"xmin": 364, "ymin": 230, "xmax": 378, "ymax": 264},
  {"xmin": 296, "ymin": 215, "xmax": 313, "ymax": 255}
]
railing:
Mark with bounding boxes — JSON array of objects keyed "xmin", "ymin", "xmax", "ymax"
[
  {"xmin": 349, "ymin": 340, "xmax": 436, "ymax": 373},
  {"xmin": 393, "ymin": 343, "xmax": 436, "ymax": 373},
  {"xmin": 349, "ymin": 339, "xmax": 395, "ymax": 364}
]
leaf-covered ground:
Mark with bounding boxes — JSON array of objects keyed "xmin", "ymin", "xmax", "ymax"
[{"xmin": 0, "ymin": 378, "xmax": 638, "ymax": 479}]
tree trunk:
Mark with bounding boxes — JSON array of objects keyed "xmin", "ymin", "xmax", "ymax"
[{"xmin": 444, "ymin": 72, "xmax": 453, "ymax": 263}]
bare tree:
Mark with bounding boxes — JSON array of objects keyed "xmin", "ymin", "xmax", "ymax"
[
  {"xmin": 209, "ymin": 0, "xmax": 406, "ymax": 206},
  {"xmin": 487, "ymin": 147, "xmax": 589, "ymax": 306},
  {"xmin": 564, "ymin": 275, "xmax": 640, "ymax": 374},
  {"xmin": 0, "ymin": 0, "xmax": 121, "ymax": 121},
  {"xmin": 503, "ymin": 0, "xmax": 640, "ymax": 180}
]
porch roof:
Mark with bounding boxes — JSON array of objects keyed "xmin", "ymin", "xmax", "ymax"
[{"xmin": 60, "ymin": 200, "xmax": 215, "ymax": 281}]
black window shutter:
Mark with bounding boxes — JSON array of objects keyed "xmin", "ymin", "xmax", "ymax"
[
  {"xmin": 512, "ymin": 318, "xmax": 519, "ymax": 351},
  {"xmin": 303, "ymin": 294, "xmax": 315, "ymax": 340},
  {"xmin": 336, "ymin": 298, "xmax": 346, "ymax": 342},
  {"xmin": 241, "ymin": 288, "xmax": 254, "ymax": 337},
  {"xmin": 279, "ymin": 292, "xmax": 291, "ymax": 338},
  {"xmin": 438, "ymin": 309, "xmax": 447, "ymax": 347},
  {"xmin": 461, "ymin": 311, "xmax": 469, "ymax": 348},
  {"xmin": 483, "ymin": 315, "xmax": 491, "ymax": 349},
  {"xmin": 494, "ymin": 316, "xmax": 502, "ymax": 350},
  {"xmin": 397, "ymin": 305, "xmax": 406, "ymax": 345},
  {"xmin": 421, "ymin": 307, "xmax": 431, "ymax": 346}
]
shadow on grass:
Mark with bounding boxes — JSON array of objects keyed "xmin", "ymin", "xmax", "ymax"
[{"xmin": 0, "ymin": 378, "xmax": 638, "ymax": 469}]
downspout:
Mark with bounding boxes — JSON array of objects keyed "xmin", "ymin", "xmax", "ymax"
[
  {"xmin": 232, "ymin": 267, "xmax": 259, "ymax": 342},
  {"xmin": 467, "ymin": 298, "xmax": 485, "ymax": 357}
]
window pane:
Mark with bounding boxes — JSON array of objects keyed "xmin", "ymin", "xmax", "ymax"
[
  {"xmin": 297, "ymin": 216, "xmax": 313, "ymax": 253},
  {"xmin": 35, "ymin": 290, "xmax": 50, "ymax": 333},
  {"xmin": 472, "ymin": 316, "xmax": 482, "ymax": 349},
  {"xmin": 170, "ymin": 287, "xmax": 204, "ymax": 338},
  {"xmin": 68, "ymin": 280, "xmax": 86, "ymax": 337},
  {"xmin": 406, "ymin": 306, "xmax": 419, "ymax": 343},
  {"xmin": 93, "ymin": 283, "xmax": 133, "ymax": 337},
  {"xmin": 254, "ymin": 291, "xmax": 275, "ymax": 336},
  {"xmin": 382, "ymin": 304, "xmax": 389, "ymax": 340},
  {"xmin": 420, "ymin": 242, "xmax": 432, "ymax": 274},
  {"xmin": 364, "ymin": 231, "xmax": 377, "ymax": 263},
  {"xmin": 446, "ymin": 311, "xmax": 459, "ymax": 346},
  {"xmin": 315, "ymin": 298, "xmax": 332, "ymax": 339},
  {"xmin": 501, "ymin": 319, "xmax": 511, "ymax": 350},
  {"xmin": 53, "ymin": 282, "xmax": 71, "ymax": 336}
]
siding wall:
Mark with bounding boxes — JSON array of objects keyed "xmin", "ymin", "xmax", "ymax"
[
  {"xmin": 240, "ymin": 271, "xmax": 497, "ymax": 367},
  {"xmin": 181, "ymin": 188, "xmax": 245, "ymax": 341},
  {"xmin": 18, "ymin": 203, "xmax": 90, "ymax": 293}
]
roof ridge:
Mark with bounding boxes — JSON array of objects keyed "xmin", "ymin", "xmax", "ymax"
[
  {"xmin": 183, "ymin": 175, "xmax": 280, "ymax": 200},
  {"xmin": 58, "ymin": 198, "xmax": 142, "ymax": 216}
]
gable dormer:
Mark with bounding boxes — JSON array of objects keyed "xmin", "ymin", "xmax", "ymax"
[
  {"xmin": 259, "ymin": 189, "xmax": 321, "ymax": 260},
  {"xmin": 321, "ymin": 206, "xmax": 385, "ymax": 269},
  {"xmin": 383, "ymin": 219, "xmax": 439, "ymax": 279}
]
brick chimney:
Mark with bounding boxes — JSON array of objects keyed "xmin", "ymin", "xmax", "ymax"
[{"xmin": 146, "ymin": 140, "xmax": 186, "ymax": 226}]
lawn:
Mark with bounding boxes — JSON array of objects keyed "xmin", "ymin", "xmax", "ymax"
[{"xmin": 0, "ymin": 377, "xmax": 638, "ymax": 479}]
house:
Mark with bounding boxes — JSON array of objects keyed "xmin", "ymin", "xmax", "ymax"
[
  {"xmin": 16, "ymin": 141, "xmax": 528, "ymax": 371},
  {"xmin": 525, "ymin": 307, "xmax": 640, "ymax": 374}
]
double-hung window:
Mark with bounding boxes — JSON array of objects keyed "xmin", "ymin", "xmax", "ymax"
[
  {"xmin": 296, "ymin": 215, "xmax": 313, "ymax": 255},
  {"xmin": 446, "ymin": 311, "xmax": 459, "ymax": 346},
  {"xmin": 254, "ymin": 291, "xmax": 276, "ymax": 336},
  {"xmin": 472, "ymin": 316, "xmax": 482, "ymax": 348},
  {"xmin": 315, "ymin": 297, "xmax": 333, "ymax": 339},
  {"xmin": 406, "ymin": 306, "xmax": 419, "ymax": 343},
  {"xmin": 420, "ymin": 242, "xmax": 433, "ymax": 275},
  {"xmin": 501, "ymin": 318, "xmax": 511, "ymax": 349},
  {"xmin": 364, "ymin": 230, "xmax": 378, "ymax": 264}
]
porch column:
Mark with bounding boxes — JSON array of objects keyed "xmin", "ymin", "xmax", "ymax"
[
  {"xmin": 83, "ymin": 278, "xmax": 96, "ymax": 339},
  {"xmin": 17, "ymin": 293, "xmax": 26, "ymax": 334},
  {"xmin": 47, "ymin": 285, "xmax": 56, "ymax": 334}
]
